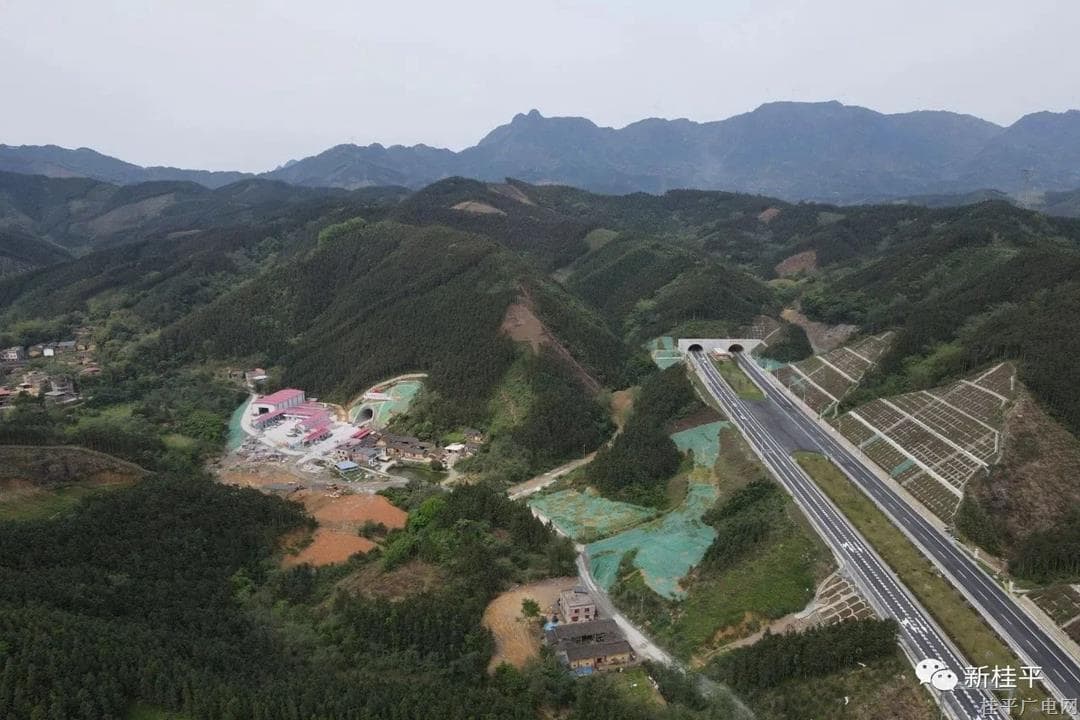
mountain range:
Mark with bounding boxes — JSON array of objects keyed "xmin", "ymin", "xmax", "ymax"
[{"xmin": 2, "ymin": 101, "xmax": 1080, "ymax": 203}]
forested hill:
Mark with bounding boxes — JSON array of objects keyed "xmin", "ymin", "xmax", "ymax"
[
  {"xmin": 0, "ymin": 170, "xmax": 409, "ymax": 257},
  {"xmin": 6, "ymin": 175, "xmax": 1080, "ymax": 480}
]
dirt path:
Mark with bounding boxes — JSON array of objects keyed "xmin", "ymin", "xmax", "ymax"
[{"xmin": 506, "ymin": 453, "xmax": 596, "ymax": 500}]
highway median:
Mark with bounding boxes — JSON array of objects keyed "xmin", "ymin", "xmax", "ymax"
[{"xmin": 795, "ymin": 451, "xmax": 1055, "ymax": 718}]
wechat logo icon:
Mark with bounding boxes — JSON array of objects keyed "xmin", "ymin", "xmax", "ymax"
[{"xmin": 917, "ymin": 658, "xmax": 959, "ymax": 692}]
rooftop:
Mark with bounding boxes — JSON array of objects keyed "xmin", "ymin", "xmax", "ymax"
[
  {"xmin": 258, "ymin": 388, "xmax": 305, "ymax": 405},
  {"xmin": 546, "ymin": 618, "xmax": 619, "ymax": 643},
  {"xmin": 559, "ymin": 588, "xmax": 595, "ymax": 608},
  {"xmin": 561, "ymin": 640, "xmax": 633, "ymax": 663}
]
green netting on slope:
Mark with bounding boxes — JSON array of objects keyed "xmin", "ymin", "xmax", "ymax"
[
  {"xmin": 755, "ymin": 357, "xmax": 786, "ymax": 372},
  {"xmin": 227, "ymin": 397, "xmax": 251, "ymax": 451},
  {"xmin": 891, "ymin": 458, "xmax": 916, "ymax": 477},
  {"xmin": 349, "ymin": 380, "xmax": 423, "ymax": 427},
  {"xmin": 528, "ymin": 490, "xmax": 656, "ymax": 541},
  {"xmin": 645, "ymin": 336, "xmax": 684, "ymax": 369},
  {"xmin": 586, "ymin": 482, "xmax": 719, "ymax": 599},
  {"xmin": 670, "ymin": 421, "xmax": 729, "ymax": 468}
]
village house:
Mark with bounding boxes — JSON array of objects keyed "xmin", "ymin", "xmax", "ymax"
[
  {"xmin": 545, "ymin": 618, "xmax": 635, "ymax": 673},
  {"xmin": 377, "ymin": 433, "xmax": 443, "ymax": 464},
  {"xmin": 0, "ymin": 387, "xmax": 17, "ymax": 410},
  {"xmin": 39, "ymin": 340, "xmax": 77, "ymax": 358},
  {"xmin": 557, "ymin": 587, "xmax": 597, "ymax": 624},
  {"xmin": 462, "ymin": 427, "xmax": 485, "ymax": 444},
  {"xmin": 43, "ymin": 376, "xmax": 79, "ymax": 406},
  {"xmin": 18, "ymin": 371, "xmax": 49, "ymax": 396},
  {"xmin": 1, "ymin": 347, "xmax": 26, "ymax": 363},
  {"xmin": 348, "ymin": 446, "xmax": 383, "ymax": 467},
  {"xmin": 245, "ymin": 368, "xmax": 269, "ymax": 385}
]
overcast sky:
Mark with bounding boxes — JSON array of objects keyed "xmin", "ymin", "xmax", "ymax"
[{"xmin": 1, "ymin": 0, "xmax": 1077, "ymax": 172}]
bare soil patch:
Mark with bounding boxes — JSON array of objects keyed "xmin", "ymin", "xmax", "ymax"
[
  {"xmin": 775, "ymin": 249, "xmax": 817, "ymax": 277},
  {"xmin": 970, "ymin": 390, "xmax": 1080, "ymax": 543},
  {"xmin": 281, "ymin": 491, "xmax": 407, "ymax": 567},
  {"xmin": 219, "ymin": 464, "xmax": 304, "ymax": 491},
  {"xmin": 302, "ymin": 492, "xmax": 406, "ymax": 531},
  {"xmin": 338, "ymin": 559, "xmax": 448, "ymax": 601},
  {"xmin": 781, "ymin": 307, "xmax": 857, "ymax": 354},
  {"xmin": 500, "ymin": 289, "xmax": 601, "ymax": 394},
  {"xmin": 451, "ymin": 200, "xmax": 505, "ymax": 215},
  {"xmin": 483, "ymin": 577, "xmax": 577, "ymax": 671},
  {"xmin": 488, "ymin": 183, "xmax": 535, "ymax": 205},
  {"xmin": 757, "ymin": 207, "xmax": 782, "ymax": 224},
  {"xmin": 670, "ymin": 405, "xmax": 723, "ymax": 433},
  {"xmin": 610, "ymin": 389, "xmax": 635, "ymax": 430},
  {"xmin": 284, "ymin": 530, "xmax": 375, "ymax": 567},
  {"xmin": 501, "ymin": 301, "xmax": 547, "ymax": 352}
]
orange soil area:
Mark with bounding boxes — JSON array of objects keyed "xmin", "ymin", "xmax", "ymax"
[
  {"xmin": 283, "ymin": 492, "xmax": 406, "ymax": 568},
  {"xmin": 284, "ymin": 530, "xmax": 376, "ymax": 568},
  {"xmin": 219, "ymin": 465, "xmax": 303, "ymax": 490},
  {"xmin": 300, "ymin": 492, "xmax": 407, "ymax": 531},
  {"xmin": 483, "ymin": 577, "xmax": 577, "ymax": 672},
  {"xmin": 774, "ymin": 249, "xmax": 818, "ymax": 277}
]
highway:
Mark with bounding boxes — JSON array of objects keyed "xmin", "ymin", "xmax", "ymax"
[
  {"xmin": 733, "ymin": 352, "xmax": 1080, "ymax": 717},
  {"xmin": 688, "ymin": 350, "xmax": 1004, "ymax": 720}
]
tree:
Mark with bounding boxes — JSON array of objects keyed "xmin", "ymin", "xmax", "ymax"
[{"xmin": 520, "ymin": 598, "xmax": 541, "ymax": 620}]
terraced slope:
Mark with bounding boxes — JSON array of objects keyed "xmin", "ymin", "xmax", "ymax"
[
  {"xmin": 832, "ymin": 363, "xmax": 1015, "ymax": 520},
  {"xmin": 772, "ymin": 332, "xmax": 893, "ymax": 415}
]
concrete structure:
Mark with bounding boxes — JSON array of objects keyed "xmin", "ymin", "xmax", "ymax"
[
  {"xmin": 677, "ymin": 338, "xmax": 764, "ymax": 355},
  {"xmin": 557, "ymin": 587, "xmax": 597, "ymax": 624},
  {"xmin": 252, "ymin": 388, "xmax": 305, "ymax": 415},
  {"xmin": 0, "ymin": 346, "xmax": 26, "ymax": 363}
]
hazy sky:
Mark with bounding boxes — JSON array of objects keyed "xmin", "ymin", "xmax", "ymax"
[{"xmin": 2, "ymin": 0, "xmax": 1077, "ymax": 172}]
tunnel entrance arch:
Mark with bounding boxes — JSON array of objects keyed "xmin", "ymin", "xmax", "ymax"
[
  {"xmin": 677, "ymin": 338, "xmax": 764, "ymax": 355},
  {"xmin": 357, "ymin": 407, "xmax": 374, "ymax": 422}
]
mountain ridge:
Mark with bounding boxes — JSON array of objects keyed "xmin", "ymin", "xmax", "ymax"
[{"xmin": 3, "ymin": 101, "xmax": 1079, "ymax": 202}]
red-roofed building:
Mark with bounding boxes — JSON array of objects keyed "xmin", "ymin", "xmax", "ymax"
[
  {"xmin": 304, "ymin": 424, "xmax": 331, "ymax": 444},
  {"xmin": 252, "ymin": 388, "xmax": 305, "ymax": 416}
]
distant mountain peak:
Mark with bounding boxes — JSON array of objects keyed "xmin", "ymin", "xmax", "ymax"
[{"xmin": 4, "ymin": 101, "xmax": 1080, "ymax": 200}]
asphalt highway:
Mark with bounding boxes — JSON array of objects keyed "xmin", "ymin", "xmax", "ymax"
[
  {"xmin": 732, "ymin": 353, "xmax": 1080, "ymax": 718},
  {"xmin": 689, "ymin": 351, "xmax": 1005, "ymax": 720}
]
